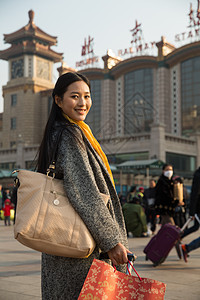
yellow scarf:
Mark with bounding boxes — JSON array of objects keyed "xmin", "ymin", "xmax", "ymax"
[{"xmin": 63, "ymin": 113, "xmax": 115, "ymax": 187}]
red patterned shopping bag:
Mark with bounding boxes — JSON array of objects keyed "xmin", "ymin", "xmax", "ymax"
[{"xmin": 78, "ymin": 259, "xmax": 166, "ymax": 300}]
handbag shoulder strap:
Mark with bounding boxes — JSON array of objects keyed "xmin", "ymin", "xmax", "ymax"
[{"xmin": 47, "ymin": 126, "xmax": 66, "ymax": 176}]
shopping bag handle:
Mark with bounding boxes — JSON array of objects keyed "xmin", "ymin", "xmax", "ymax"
[
  {"xmin": 101, "ymin": 252, "xmax": 142, "ymax": 281},
  {"xmin": 112, "ymin": 253, "xmax": 142, "ymax": 281},
  {"xmin": 112, "ymin": 261, "xmax": 141, "ymax": 280},
  {"xmin": 127, "ymin": 260, "xmax": 142, "ymax": 281}
]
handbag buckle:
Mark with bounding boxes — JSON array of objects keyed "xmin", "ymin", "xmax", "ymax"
[
  {"xmin": 47, "ymin": 170, "xmax": 55, "ymax": 178},
  {"xmin": 47, "ymin": 162, "xmax": 56, "ymax": 178}
]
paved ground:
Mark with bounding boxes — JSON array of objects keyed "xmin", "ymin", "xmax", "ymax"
[{"xmin": 0, "ymin": 220, "xmax": 199, "ymax": 299}]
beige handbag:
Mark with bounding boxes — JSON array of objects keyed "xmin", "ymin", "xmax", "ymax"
[
  {"xmin": 13, "ymin": 169, "xmax": 109, "ymax": 258},
  {"xmin": 13, "ymin": 128, "xmax": 109, "ymax": 258}
]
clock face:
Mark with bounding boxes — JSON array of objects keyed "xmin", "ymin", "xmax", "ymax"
[
  {"xmin": 11, "ymin": 59, "xmax": 24, "ymax": 79},
  {"xmin": 36, "ymin": 59, "xmax": 49, "ymax": 80}
]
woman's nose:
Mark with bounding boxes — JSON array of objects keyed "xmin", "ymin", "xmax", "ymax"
[{"xmin": 78, "ymin": 96, "xmax": 86, "ymax": 105}]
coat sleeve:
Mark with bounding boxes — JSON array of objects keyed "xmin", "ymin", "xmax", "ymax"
[{"xmin": 56, "ymin": 127, "xmax": 122, "ymax": 253}]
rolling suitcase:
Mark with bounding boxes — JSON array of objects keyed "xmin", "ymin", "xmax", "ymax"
[{"xmin": 143, "ymin": 218, "xmax": 192, "ymax": 266}]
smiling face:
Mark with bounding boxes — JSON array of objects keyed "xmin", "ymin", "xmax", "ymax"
[{"xmin": 55, "ymin": 80, "xmax": 92, "ymax": 121}]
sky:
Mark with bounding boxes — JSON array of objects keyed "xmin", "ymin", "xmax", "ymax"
[{"xmin": 0, "ymin": 0, "xmax": 197, "ymax": 112}]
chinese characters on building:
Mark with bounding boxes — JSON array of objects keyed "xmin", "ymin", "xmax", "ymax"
[
  {"xmin": 175, "ymin": 0, "xmax": 200, "ymax": 42},
  {"xmin": 75, "ymin": 1, "xmax": 200, "ymax": 68},
  {"xmin": 118, "ymin": 20, "xmax": 156, "ymax": 57},
  {"xmin": 76, "ymin": 36, "xmax": 99, "ymax": 68}
]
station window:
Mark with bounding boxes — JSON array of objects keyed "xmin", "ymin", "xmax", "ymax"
[
  {"xmin": 11, "ymin": 117, "xmax": 16, "ymax": 129},
  {"xmin": 11, "ymin": 94, "xmax": 17, "ymax": 106}
]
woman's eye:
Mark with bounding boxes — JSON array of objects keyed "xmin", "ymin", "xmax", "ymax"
[
  {"xmin": 85, "ymin": 95, "xmax": 90, "ymax": 99},
  {"xmin": 72, "ymin": 95, "xmax": 78, "ymax": 99}
]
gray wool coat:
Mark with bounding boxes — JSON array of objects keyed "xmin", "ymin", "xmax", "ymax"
[{"xmin": 41, "ymin": 122, "xmax": 129, "ymax": 300}]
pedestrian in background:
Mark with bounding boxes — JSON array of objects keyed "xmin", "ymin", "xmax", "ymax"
[
  {"xmin": 2, "ymin": 199, "xmax": 13, "ymax": 226},
  {"xmin": 155, "ymin": 164, "xmax": 181, "ymax": 258},
  {"xmin": 136, "ymin": 186, "xmax": 145, "ymax": 207},
  {"xmin": 11, "ymin": 178, "xmax": 19, "ymax": 225},
  {"xmin": 181, "ymin": 167, "xmax": 200, "ymax": 239},
  {"xmin": 122, "ymin": 193, "xmax": 147, "ymax": 237},
  {"xmin": 143, "ymin": 179, "xmax": 157, "ymax": 235},
  {"xmin": 155, "ymin": 164, "xmax": 179, "ymax": 225},
  {"xmin": 181, "ymin": 236, "xmax": 200, "ymax": 262},
  {"xmin": 37, "ymin": 72, "xmax": 131, "ymax": 299},
  {"xmin": 126, "ymin": 185, "xmax": 137, "ymax": 203}
]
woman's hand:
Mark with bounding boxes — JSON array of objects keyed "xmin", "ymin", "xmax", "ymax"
[{"xmin": 107, "ymin": 243, "xmax": 132, "ymax": 266}]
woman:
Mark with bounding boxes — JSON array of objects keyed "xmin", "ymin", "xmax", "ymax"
[
  {"xmin": 155, "ymin": 164, "xmax": 179, "ymax": 225},
  {"xmin": 155, "ymin": 164, "xmax": 181, "ymax": 259},
  {"xmin": 37, "ymin": 72, "xmax": 130, "ymax": 299}
]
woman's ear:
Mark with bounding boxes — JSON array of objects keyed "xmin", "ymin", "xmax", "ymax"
[{"xmin": 55, "ymin": 95, "xmax": 62, "ymax": 108}]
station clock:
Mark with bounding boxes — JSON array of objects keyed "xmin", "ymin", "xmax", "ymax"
[
  {"xmin": 11, "ymin": 58, "xmax": 24, "ymax": 79},
  {"xmin": 36, "ymin": 59, "xmax": 50, "ymax": 80}
]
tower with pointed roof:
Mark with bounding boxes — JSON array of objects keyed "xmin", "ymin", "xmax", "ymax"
[{"xmin": 0, "ymin": 10, "xmax": 63, "ymax": 149}]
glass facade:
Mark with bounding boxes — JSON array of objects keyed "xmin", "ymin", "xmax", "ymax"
[
  {"xmin": 86, "ymin": 79, "xmax": 101, "ymax": 137},
  {"xmin": 166, "ymin": 152, "xmax": 196, "ymax": 176},
  {"xmin": 124, "ymin": 68, "xmax": 154, "ymax": 134},
  {"xmin": 181, "ymin": 56, "xmax": 200, "ymax": 135}
]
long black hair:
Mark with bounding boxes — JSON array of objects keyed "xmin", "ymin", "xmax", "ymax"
[{"xmin": 37, "ymin": 72, "xmax": 91, "ymax": 173}]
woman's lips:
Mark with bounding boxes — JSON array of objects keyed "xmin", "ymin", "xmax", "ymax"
[{"xmin": 75, "ymin": 109, "xmax": 86, "ymax": 115}]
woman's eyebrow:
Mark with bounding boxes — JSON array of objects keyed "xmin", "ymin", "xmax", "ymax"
[{"xmin": 70, "ymin": 91, "xmax": 90, "ymax": 94}]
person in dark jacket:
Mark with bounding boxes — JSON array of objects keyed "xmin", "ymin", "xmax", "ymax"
[
  {"xmin": 143, "ymin": 179, "xmax": 157, "ymax": 234},
  {"xmin": 155, "ymin": 164, "xmax": 182, "ymax": 259},
  {"xmin": 155, "ymin": 164, "xmax": 179, "ymax": 225},
  {"xmin": 181, "ymin": 167, "xmax": 200, "ymax": 239}
]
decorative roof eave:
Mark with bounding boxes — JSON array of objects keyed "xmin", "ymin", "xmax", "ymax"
[
  {"xmin": 109, "ymin": 55, "xmax": 158, "ymax": 78},
  {"xmin": 165, "ymin": 41, "xmax": 200, "ymax": 67},
  {"xmin": 0, "ymin": 44, "xmax": 63, "ymax": 62},
  {"xmin": 4, "ymin": 26, "xmax": 57, "ymax": 46},
  {"xmin": 3, "ymin": 10, "xmax": 57, "ymax": 46}
]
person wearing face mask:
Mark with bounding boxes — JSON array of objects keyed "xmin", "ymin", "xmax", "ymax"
[{"xmin": 155, "ymin": 164, "xmax": 179, "ymax": 225}]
